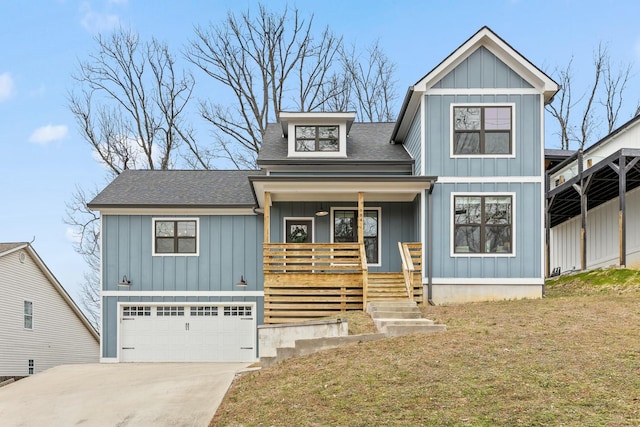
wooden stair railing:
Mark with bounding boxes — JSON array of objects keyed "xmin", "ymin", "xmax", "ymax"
[{"xmin": 398, "ymin": 242, "xmax": 415, "ymax": 301}]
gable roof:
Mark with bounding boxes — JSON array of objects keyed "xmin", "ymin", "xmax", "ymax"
[
  {"xmin": 0, "ymin": 242, "xmax": 99, "ymax": 341},
  {"xmin": 88, "ymin": 169, "xmax": 263, "ymax": 209},
  {"xmin": 258, "ymin": 122, "xmax": 413, "ymax": 165},
  {"xmin": 392, "ymin": 26, "xmax": 559, "ymax": 143}
]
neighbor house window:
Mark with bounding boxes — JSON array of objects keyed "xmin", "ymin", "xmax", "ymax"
[
  {"xmin": 28, "ymin": 359, "xmax": 34, "ymax": 375},
  {"xmin": 154, "ymin": 219, "xmax": 198, "ymax": 255},
  {"xmin": 333, "ymin": 209, "xmax": 380, "ymax": 264},
  {"xmin": 295, "ymin": 126, "xmax": 339, "ymax": 152},
  {"xmin": 24, "ymin": 301, "xmax": 33, "ymax": 329},
  {"xmin": 453, "ymin": 106, "xmax": 512, "ymax": 155},
  {"xmin": 454, "ymin": 195, "xmax": 512, "ymax": 254}
]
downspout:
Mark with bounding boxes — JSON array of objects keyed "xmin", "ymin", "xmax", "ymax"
[{"xmin": 427, "ymin": 181, "xmax": 435, "ymax": 305}]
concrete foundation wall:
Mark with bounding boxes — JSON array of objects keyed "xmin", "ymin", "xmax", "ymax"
[
  {"xmin": 258, "ymin": 319, "xmax": 348, "ymax": 358},
  {"xmin": 430, "ymin": 284, "xmax": 542, "ymax": 304}
]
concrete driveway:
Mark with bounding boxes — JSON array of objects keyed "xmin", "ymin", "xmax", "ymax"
[{"xmin": 0, "ymin": 362, "xmax": 251, "ymax": 427}]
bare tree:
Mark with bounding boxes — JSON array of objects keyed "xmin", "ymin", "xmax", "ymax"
[
  {"xmin": 64, "ymin": 186, "xmax": 101, "ymax": 330},
  {"xmin": 546, "ymin": 43, "xmax": 635, "ymax": 150},
  {"xmin": 185, "ymin": 4, "xmax": 398, "ymax": 166},
  {"xmin": 341, "ymin": 41, "xmax": 397, "ymax": 122},
  {"xmin": 601, "ymin": 53, "xmax": 633, "ymax": 134},
  {"xmin": 66, "ymin": 28, "xmax": 205, "ymax": 326}
]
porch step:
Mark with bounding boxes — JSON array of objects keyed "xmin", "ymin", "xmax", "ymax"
[
  {"xmin": 260, "ymin": 333, "xmax": 387, "ymax": 367},
  {"xmin": 367, "ymin": 272, "xmax": 423, "ymax": 302},
  {"xmin": 366, "ymin": 301, "xmax": 446, "ymax": 336}
]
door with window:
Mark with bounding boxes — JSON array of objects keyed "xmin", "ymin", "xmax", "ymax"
[
  {"xmin": 332, "ymin": 209, "xmax": 380, "ymax": 265},
  {"xmin": 285, "ymin": 219, "xmax": 313, "ymax": 243}
]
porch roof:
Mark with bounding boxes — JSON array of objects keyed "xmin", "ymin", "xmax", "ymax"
[{"xmin": 249, "ymin": 175, "xmax": 437, "ymax": 207}]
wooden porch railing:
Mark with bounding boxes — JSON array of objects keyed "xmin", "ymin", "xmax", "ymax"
[
  {"xmin": 263, "ymin": 243, "xmax": 369, "ymax": 324},
  {"xmin": 398, "ymin": 242, "xmax": 415, "ymax": 301}
]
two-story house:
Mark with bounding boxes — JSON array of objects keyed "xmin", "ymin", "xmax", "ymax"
[{"xmin": 89, "ymin": 26, "xmax": 558, "ymax": 363}]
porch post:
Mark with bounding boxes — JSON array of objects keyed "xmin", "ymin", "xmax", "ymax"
[
  {"xmin": 357, "ymin": 192, "xmax": 364, "ymax": 245},
  {"xmin": 264, "ymin": 191, "xmax": 271, "ymax": 244}
]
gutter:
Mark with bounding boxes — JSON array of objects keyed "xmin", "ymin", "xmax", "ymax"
[
  {"xmin": 427, "ymin": 181, "xmax": 436, "ymax": 305},
  {"xmin": 390, "ymin": 86, "xmax": 415, "ymax": 143}
]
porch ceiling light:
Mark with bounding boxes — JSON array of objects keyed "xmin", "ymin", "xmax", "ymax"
[{"xmin": 316, "ymin": 204, "xmax": 329, "ymax": 216}]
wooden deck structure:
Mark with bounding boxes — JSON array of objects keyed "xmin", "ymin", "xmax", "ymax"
[
  {"xmin": 263, "ymin": 241, "xmax": 423, "ymax": 323},
  {"xmin": 262, "ymin": 191, "xmax": 424, "ymax": 324}
]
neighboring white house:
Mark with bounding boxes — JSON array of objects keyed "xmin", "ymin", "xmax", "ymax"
[
  {"xmin": 547, "ymin": 115, "xmax": 640, "ymax": 274},
  {"xmin": 0, "ymin": 243, "xmax": 99, "ymax": 377}
]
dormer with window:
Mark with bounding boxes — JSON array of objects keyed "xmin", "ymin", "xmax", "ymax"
[{"xmin": 280, "ymin": 111, "xmax": 356, "ymax": 158}]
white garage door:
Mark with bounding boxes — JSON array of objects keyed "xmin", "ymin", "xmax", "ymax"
[{"xmin": 119, "ymin": 304, "xmax": 256, "ymax": 362}]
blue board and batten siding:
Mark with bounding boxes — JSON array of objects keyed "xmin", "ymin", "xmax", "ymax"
[
  {"xmin": 422, "ymin": 46, "xmax": 544, "ymax": 284},
  {"xmin": 433, "ymin": 47, "xmax": 533, "ymax": 90},
  {"xmin": 101, "ymin": 214, "xmax": 264, "ymax": 358},
  {"xmin": 424, "ymin": 94, "xmax": 541, "ymax": 177},
  {"xmin": 271, "ymin": 201, "xmax": 418, "ymax": 273},
  {"xmin": 404, "ymin": 109, "xmax": 422, "ymax": 174},
  {"xmin": 428, "ymin": 182, "xmax": 542, "ymax": 280}
]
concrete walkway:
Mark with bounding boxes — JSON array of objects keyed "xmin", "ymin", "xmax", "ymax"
[{"xmin": 0, "ymin": 362, "xmax": 250, "ymax": 427}]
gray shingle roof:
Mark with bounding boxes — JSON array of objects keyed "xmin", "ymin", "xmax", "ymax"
[
  {"xmin": 88, "ymin": 170, "xmax": 262, "ymax": 208},
  {"xmin": 257, "ymin": 122, "xmax": 413, "ymax": 164}
]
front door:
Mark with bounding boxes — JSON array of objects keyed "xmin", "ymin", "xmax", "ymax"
[{"xmin": 285, "ymin": 218, "xmax": 313, "ymax": 243}]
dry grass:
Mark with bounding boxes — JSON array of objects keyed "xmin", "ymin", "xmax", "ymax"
[{"xmin": 211, "ymin": 270, "xmax": 640, "ymax": 426}]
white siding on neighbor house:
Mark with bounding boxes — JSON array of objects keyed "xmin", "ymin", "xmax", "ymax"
[
  {"xmin": 550, "ymin": 186, "xmax": 640, "ymax": 272},
  {"xmin": 0, "ymin": 249, "xmax": 99, "ymax": 377}
]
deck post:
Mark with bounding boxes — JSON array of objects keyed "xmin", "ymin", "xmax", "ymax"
[
  {"xmin": 264, "ymin": 191, "xmax": 271, "ymax": 244},
  {"xmin": 357, "ymin": 192, "xmax": 364, "ymax": 245},
  {"xmin": 619, "ymin": 155, "xmax": 626, "ymax": 267},
  {"xmin": 578, "ymin": 150, "xmax": 587, "ymax": 271}
]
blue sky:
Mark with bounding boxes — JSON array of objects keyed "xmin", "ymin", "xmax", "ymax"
[{"xmin": 1, "ymin": 0, "xmax": 639, "ymax": 308}]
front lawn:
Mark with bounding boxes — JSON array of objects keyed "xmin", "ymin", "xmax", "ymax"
[{"xmin": 212, "ymin": 269, "xmax": 640, "ymax": 426}]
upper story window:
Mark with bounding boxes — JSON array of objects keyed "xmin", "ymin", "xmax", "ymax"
[
  {"xmin": 454, "ymin": 195, "xmax": 513, "ymax": 255},
  {"xmin": 153, "ymin": 218, "xmax": 198, "ymax": 255},
  {"xmin": 24, "ymin": 301, "xmax": 33, "ymax": 329},
  {"xmin": 295, "ymin": 126, "xmax": 339, "ymax": 152},
  {"xmin": 281, "ymin": 112, "xmax": 354, "ymax": 158},
  {"xmin": 453, "ymin": 105, "xmax": 513, "ymax": 155}
]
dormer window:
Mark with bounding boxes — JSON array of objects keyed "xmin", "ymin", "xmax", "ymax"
[
  {"xmin": 281, "ymin": 111, "xmax": 355, "ymax": 158},
  {"xmin": 295, "ymin": 126, "xmax": 339, "ymax": 152}
]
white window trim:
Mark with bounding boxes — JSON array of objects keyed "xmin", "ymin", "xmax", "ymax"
[
  {"xmin": 287, "ymin": 121, "xmax": 348, "ymax": 158},
  {"xmin": 330, "ymin": 206, "xmax": 382, "ymax": 267},
  {"xmin": 450, "ymin": 192, "xmax": 516, "ymax": 258},
  {"xmin": 283, "ymin": 217, "xmax": 315, "ymax": 243},
  {"xmin": 449, "ymin": 102, "xmax": 516, "ymax": 159},
  {"xmin": 152, "ymin": 217, "xmax": 200, "ymax": 257},
  {"xmin": 24, "ymin": 300, "xmax": 33, "ymax": 330}
]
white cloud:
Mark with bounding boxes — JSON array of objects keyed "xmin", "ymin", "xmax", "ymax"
[
  {"xmin": 80, "ymin": 2, "xmax": 121, "ymax": 33},
  {"xmin": 0, "ymin": 72, "xmax": 14, "ymax": 102},
  {"xmin": 65, "ymin": 227, "xmax": 82, "ymax": 244},
  {"xmin": 29, "ymin": 124, "xmax": 68, "ymax": 145}
]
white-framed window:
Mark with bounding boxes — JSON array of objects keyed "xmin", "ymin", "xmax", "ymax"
[
  {"xmin": 451, "ymin": 192, "xmax": 515, "ymax": 257},
  {"xmin": 451, "ymin": 103, "xmax": 515, "ymax": 157},
  {"xmin": 295, "ymin": 125, "xmax": 339, "ymax": 152},
  {"xmin": 24, "ymin": 301, "xmax": 33, "ymax": 329},
  {"xmin": 152, "ymin": 218, "xmax": 199, "ymax": 256},
  {"xmin": 330, "ymin": 207, "xmax": 381, "ymax": 266},
  {"xmin": 286, "ymin": 121, "xmax": 348, "ymax": 158},
  {"xmin": 28, "ymin": 359, "xmax": 34, "ymax": 375}
]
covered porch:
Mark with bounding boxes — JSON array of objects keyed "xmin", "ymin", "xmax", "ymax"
[{"xmin": 250, "ymin": 175, "xmax": 436, "ymax": 323}]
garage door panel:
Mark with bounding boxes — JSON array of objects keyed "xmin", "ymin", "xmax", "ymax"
[{"xmin": 120, "ymin": 304, "xmax": 256, "ymax": 362}]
